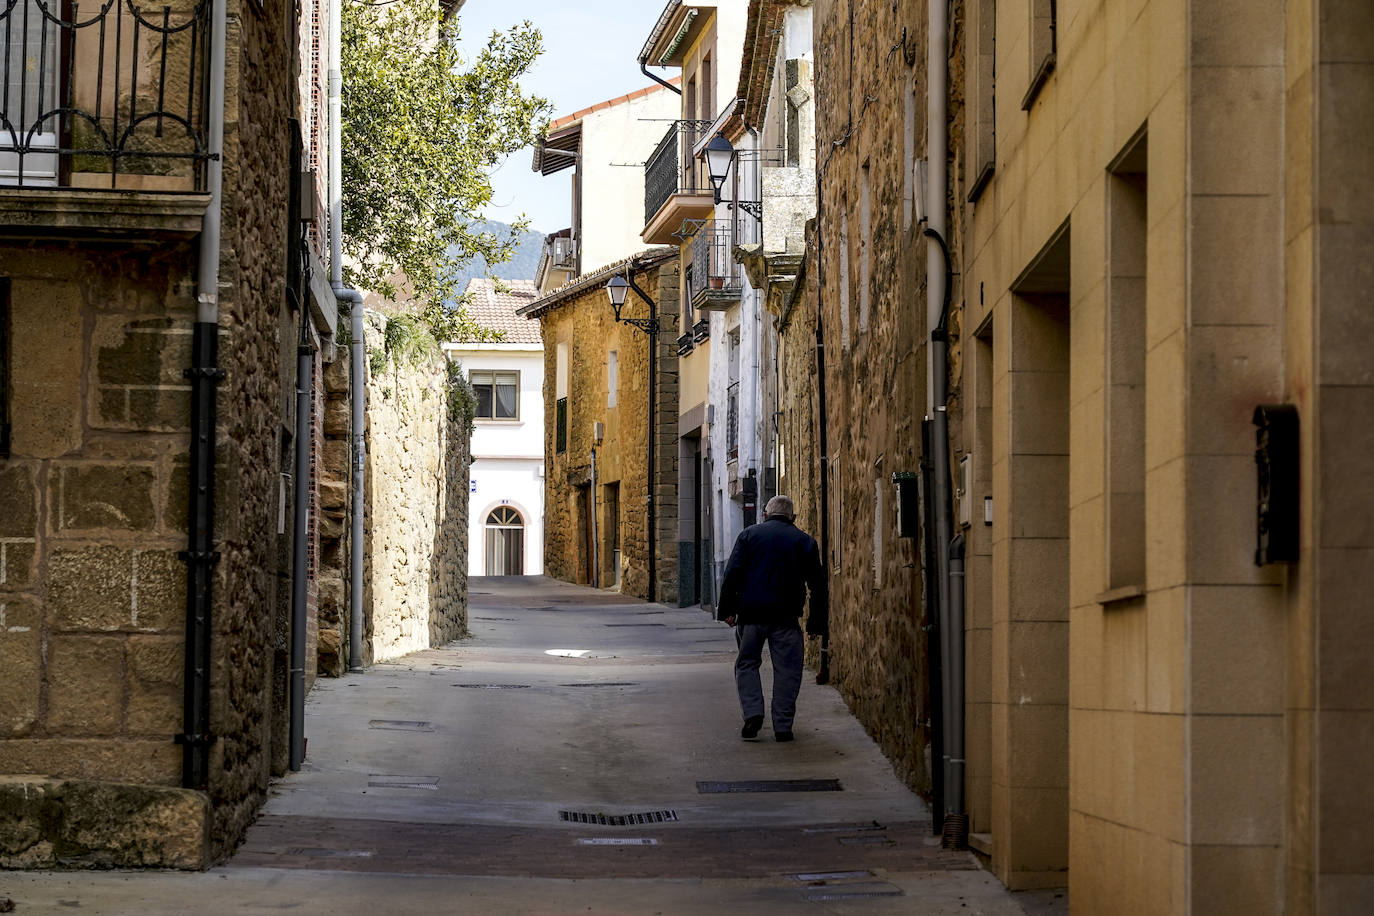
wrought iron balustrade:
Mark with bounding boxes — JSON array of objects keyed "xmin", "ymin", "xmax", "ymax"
[
  {"xmin": 1, "ymin": 0, "xmax": 212, "ymax": 190},
  {"xmin": 726, "ymin": 380, "xmax": 739, "ymax": 461},
  {"xmin": 688, "ymin": 221, "xmax": 741, "ymax": 307},
  {"xmin": 643, "ymin": 119, "xmax": 711, "ymax": 226}
]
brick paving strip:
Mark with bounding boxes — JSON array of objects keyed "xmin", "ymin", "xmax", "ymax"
[{"xmin": 230, "ymin": 816, "xmax": 977, "ymax": 879}]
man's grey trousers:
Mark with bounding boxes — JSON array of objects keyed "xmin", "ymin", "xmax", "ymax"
[{"xmin": 734, "ymin": 623, "xmax": 804, "ymax": 733}]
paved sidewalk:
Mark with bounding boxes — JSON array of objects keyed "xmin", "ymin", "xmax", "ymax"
[{"xmin": 0, "ymin": 576, "xmax": 1036, "ymax": 915}]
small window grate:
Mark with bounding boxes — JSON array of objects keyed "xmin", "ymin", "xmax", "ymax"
[{"xmin": 559, "ymin": 809, "xmax": 678, "ymax": 826}]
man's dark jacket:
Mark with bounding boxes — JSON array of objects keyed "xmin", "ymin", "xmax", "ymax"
[{"xmin": 716, "ymin": 515, "xmax": 828, "ymax": 635}]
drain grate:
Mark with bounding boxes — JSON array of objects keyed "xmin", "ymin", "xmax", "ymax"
[
  {"xmin": 804, "ymin": 882, "xmax": 904, "ymax": 901},
  {"xmin": 368, "ymin": 775, "xmax": 438, "ymax": 790},
  {"xmin": 788, "ymin": 870, "xmax": 874, "ymax": 882},
  {"xmin": 604, "ymin": 623, "xmax": 666, "ymax": 627},
  {"xmin": 697, "ymin": 779, "xmax": 843, "ymax": 794},
  {"xmin": 473, "ymin": 616, "xmax": 515, "ymax": 621},
  {"xmin": 559, "ymin": 809, "xmax": 678, "ymax": 826},
  {"xmin": 455, "ymin": 684, "xmax": 532, "ymax": 689},
  {"xmin": 285, "ymin": 848, "xmax": 374, "ymax": 858},
  {"xmin": 575, "ymin": 837, "xmax": 660, "ymax": 846},
  {"xmin": 802, "ymin": 822, "xmax": 884, "ymax": 834},
  {"xmin": 368, "ymin": 719, "xmax": 432, "ymax": 731},
  {"xmin": 559, "ymin": 682, "xmax": 639, "ymax": 688},
  {"xmin": 838, "ymin": 835, "xmax": 893, "ymax": 846},
  {"xmin": 633, "ymin": 610, "xmax": 666, "ymax": 615}
]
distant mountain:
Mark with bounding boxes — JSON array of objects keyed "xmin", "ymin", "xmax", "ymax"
[{"xmin": 447, "ymin": 220, "xmax": 545, "ymax": 299}]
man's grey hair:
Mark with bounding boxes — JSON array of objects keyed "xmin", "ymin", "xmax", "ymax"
[{"xmin": 764, "ymin": 495, "xmax": 795, "ymax": 519}]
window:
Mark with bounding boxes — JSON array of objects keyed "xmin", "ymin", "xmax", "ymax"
[
  {"xmin": 555, "ymin": 397, "xmax": 567, "ymax": 453},
  {"xmin": 967, "ymin": 0, "xmax": 996, "ymax": 200},
  {"xmin": 0, "ymin": 279, "xmax": 10, "ymax": 458},
  {"xmin": 701, "ymin": 53, "xmax": 714, "ymax": 121},
  {"xmin": 1023, "ymin": 0, "xmax": 1056, "ymax": 110},
  {"xmin": 484, "ymin": 506, "xmax": 524, "ymax": 576},
  {"xmin": 471, "ymin": 370, "xmax": 519, "ymax": 420},
  {"xmin": 859, "ymin": 162, "xmax": 871, "ymax": 331},
  {"xmin": 1, "ymin": 1, "xmax": 60, "ymax": 185},
  {"xmin": 607, "ymin": 350, "xmax": 618, "ymax": 407}
]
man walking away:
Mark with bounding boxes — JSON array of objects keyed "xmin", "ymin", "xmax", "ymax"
[{"xmin": 717, "ymin": 495, "xmax": 828, "ymax": 742}]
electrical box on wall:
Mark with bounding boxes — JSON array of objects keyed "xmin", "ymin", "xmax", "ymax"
[
  {"xmin": 591, "ymin": 421, "xmax": 605, "ymax": 445},
  {"xmin": 1253, "ymin": 404, "xmax": 1299, "ymax": 565},
  {"xmin": 892, "ymin": 471, "xmax": 919, "ymax": 538}
]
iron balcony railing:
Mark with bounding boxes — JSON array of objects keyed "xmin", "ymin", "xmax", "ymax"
[
  {"xmin": 688, "ymin": 221, "xmax": 742, "ymax": 306},
  {"xmin": 643, "ymin": 119, "xmax": 711, "ymax": 226},
  {"xmin": 1, "ymin": 0, "xmax": 212, "ymax": 190},
  {"xmin": 726, "ymin": 380, "xmax": 739, "ymax": 461}
]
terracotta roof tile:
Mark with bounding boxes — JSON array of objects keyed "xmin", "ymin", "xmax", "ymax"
[{"xmin": 458, "ymin": 278, "xmax": 542, "ymax": 344}]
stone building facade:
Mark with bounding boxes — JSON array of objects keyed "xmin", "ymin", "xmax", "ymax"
[
  {"xmin": 519, "ymin": 252, "xmax": 680, "ymax": 604},
  {"xmin": 0, "ymin": 0, "xmax": 342, "ymax": 867},
  {"xmin": 787, "ymin": 0, "xmax": 1374, "ymax": 911}
]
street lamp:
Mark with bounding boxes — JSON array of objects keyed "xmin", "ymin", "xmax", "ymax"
[
  {"xmin": 602, "ymin": 271, "xmax": 661, "ymax": 603},
  {"xmin": 705, "ymin": 133, "xmax": 734, "ymax": 204}
]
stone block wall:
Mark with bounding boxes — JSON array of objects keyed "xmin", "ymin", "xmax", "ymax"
[
  {"xmin": 806, "ymin": 0, "xmax": 957, "ymax": 799},
  {"xmin": 361, "ymin": 313, "xmax": 471, "ymax": 663},
  {"xmin": 536, "ymin": 261, "xmax": 680, "ymax": 604}
]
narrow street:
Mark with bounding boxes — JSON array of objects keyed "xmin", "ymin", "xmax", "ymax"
[{"xmin": 2, "ymin": 578, "xmax": 1042, "ymax": 914}]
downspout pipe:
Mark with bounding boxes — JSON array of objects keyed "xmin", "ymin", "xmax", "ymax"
[
  {"xmin": 179, "ymin": 0, "xmax": 227, "ymax": 791},
  {"xmin": 626, "ymin": 272, "xmax": 658, "ymax": 604},
  {"xmin": 640, "ymin": 61, "xmax": 683, "ymax": 96},
  {"xmin": 329, "ymin": 0, "xmax": 366, "ymax": 671},
  {"xmin": 945, "ymin": 533, "xmax": 968, "ymax": 847},
  {"xmin": 289, "ymin": 308, "xmax": 315, "ymax": 771},
  {"xmin": 590, "ymin": 447, "xmax": 599, "ymax": 587}
]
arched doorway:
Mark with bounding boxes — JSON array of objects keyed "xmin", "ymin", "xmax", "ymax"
[{"xmin": 484, "ymin": 506, "xmax": 524, "ymax": 575}]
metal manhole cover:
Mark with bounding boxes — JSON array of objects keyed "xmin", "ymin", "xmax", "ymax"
[
  {"xmin": 559, "ymin": 809, "xmax": 678, "ymax": 826},
  {"xmin": 368, "ymin": 775, "xmax": 438, "ymax": 790},
  {"xmin": 559, "ymin": 682, "xmax": 639, "ymax": 688},
  {"xmin": 697, "ymin": 779, "xmax": 843, "ymax": 794},
  {"xmin": 368, "ymin": 720, "xmax": 433, "ymax": 731},
  {"xmin": 604, "ymin": 623, "xmax": 666, "ymax": 627},
  {"xmin": 455, "ymin": 684, "xmax": 532, "ymax": 689}
]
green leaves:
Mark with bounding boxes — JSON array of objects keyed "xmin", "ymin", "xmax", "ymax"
[{"xmin": 341, "ymin": 0, "xmax": 550, "ymax": 327}]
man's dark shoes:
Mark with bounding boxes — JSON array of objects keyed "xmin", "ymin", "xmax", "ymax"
[
  {"xmin": 741, "ymin": 715, "xmax": 764, "ymax": 739},
  {"xmin": 774, "ymin": 731, "xmax": 794, "ymax": 743}
]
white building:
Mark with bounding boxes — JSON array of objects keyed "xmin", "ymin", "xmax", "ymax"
[{"xmin": 445, "ymin": 278, "xmax": 545, "ymax": 577}]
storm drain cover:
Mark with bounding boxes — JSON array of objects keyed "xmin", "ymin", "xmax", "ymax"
[
  {"xmin": 455, "ymin": 684, "xmax": 532, "ymax": 689},
  {"xmin": 368, "ymin": 719, "xmax": 432, "ymax": 731},
  {"xmin": 804, "ymin": 883, "xmax": 904, "ymax": 901},
  {"xmin": 473, "ymin": 616, "xmax": 515, "ymax": 621},
  {"xmin": 604, "ymin": 623, "xmax": 666, "ymax": 627},
  {"xmin": 634, "ymin": 610, "xmax": 666, "ymax": 615},
  {"xmin": 575, "ymin": 837, "xmax": 660, "ymax": 846},
  {"xmin": 697, "ymin": 779, "xmax": 843, "ymax": 794},
  {"xmin": 559, "ymin": 809, "xmax": 678, "ymax": 826},
  {"xmin": 559, "ymin": 682, "xmax": 639, "ymax": 688},
  {"xmin": 368, "ymin": 775, "xmax": 438, "ymax": 789},
  {"xmin": 285, "ymin": 848, "xmax": 374, "ymax": 858}
]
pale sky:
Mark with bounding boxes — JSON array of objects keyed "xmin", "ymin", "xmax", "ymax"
[{"xmin": 454, "ymin": 1, "xmax": 672, "ymax": 235}]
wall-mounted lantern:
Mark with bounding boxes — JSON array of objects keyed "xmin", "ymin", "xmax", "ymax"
[{"xmin": 1253, "ymin": 404, "xmax": 1299, "ymax": 565}]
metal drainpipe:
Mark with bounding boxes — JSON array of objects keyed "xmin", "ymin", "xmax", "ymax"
[
  {"xmin": 179, "ymin": 0, "xmax": 227, "ymax": 792},
  {"xmin": 289, "ymin": 311, "xmax": 315, "ymax": 771},
  {"xmin": 945, "ymin": 533, "xmax": 968, "ymax": 846},
  {"xmin": 927, "ymin": 0, "xmax": 966, "ymax": 849},
  {"xmin": 590, "ymin": 447, "xmax": 599, "ymax": 587},
  {"xmin": 329, "ymin": 0, "xmax": 366, "ymax": 671}
]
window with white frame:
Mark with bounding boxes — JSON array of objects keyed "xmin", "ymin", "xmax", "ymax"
[
  {"xmin": 471, "ymin": 370, "xmax": 519, "ymax": 420},
  {"xmin": 607, "ymin": 350, "xmax": 618, "ymax": 407}
]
